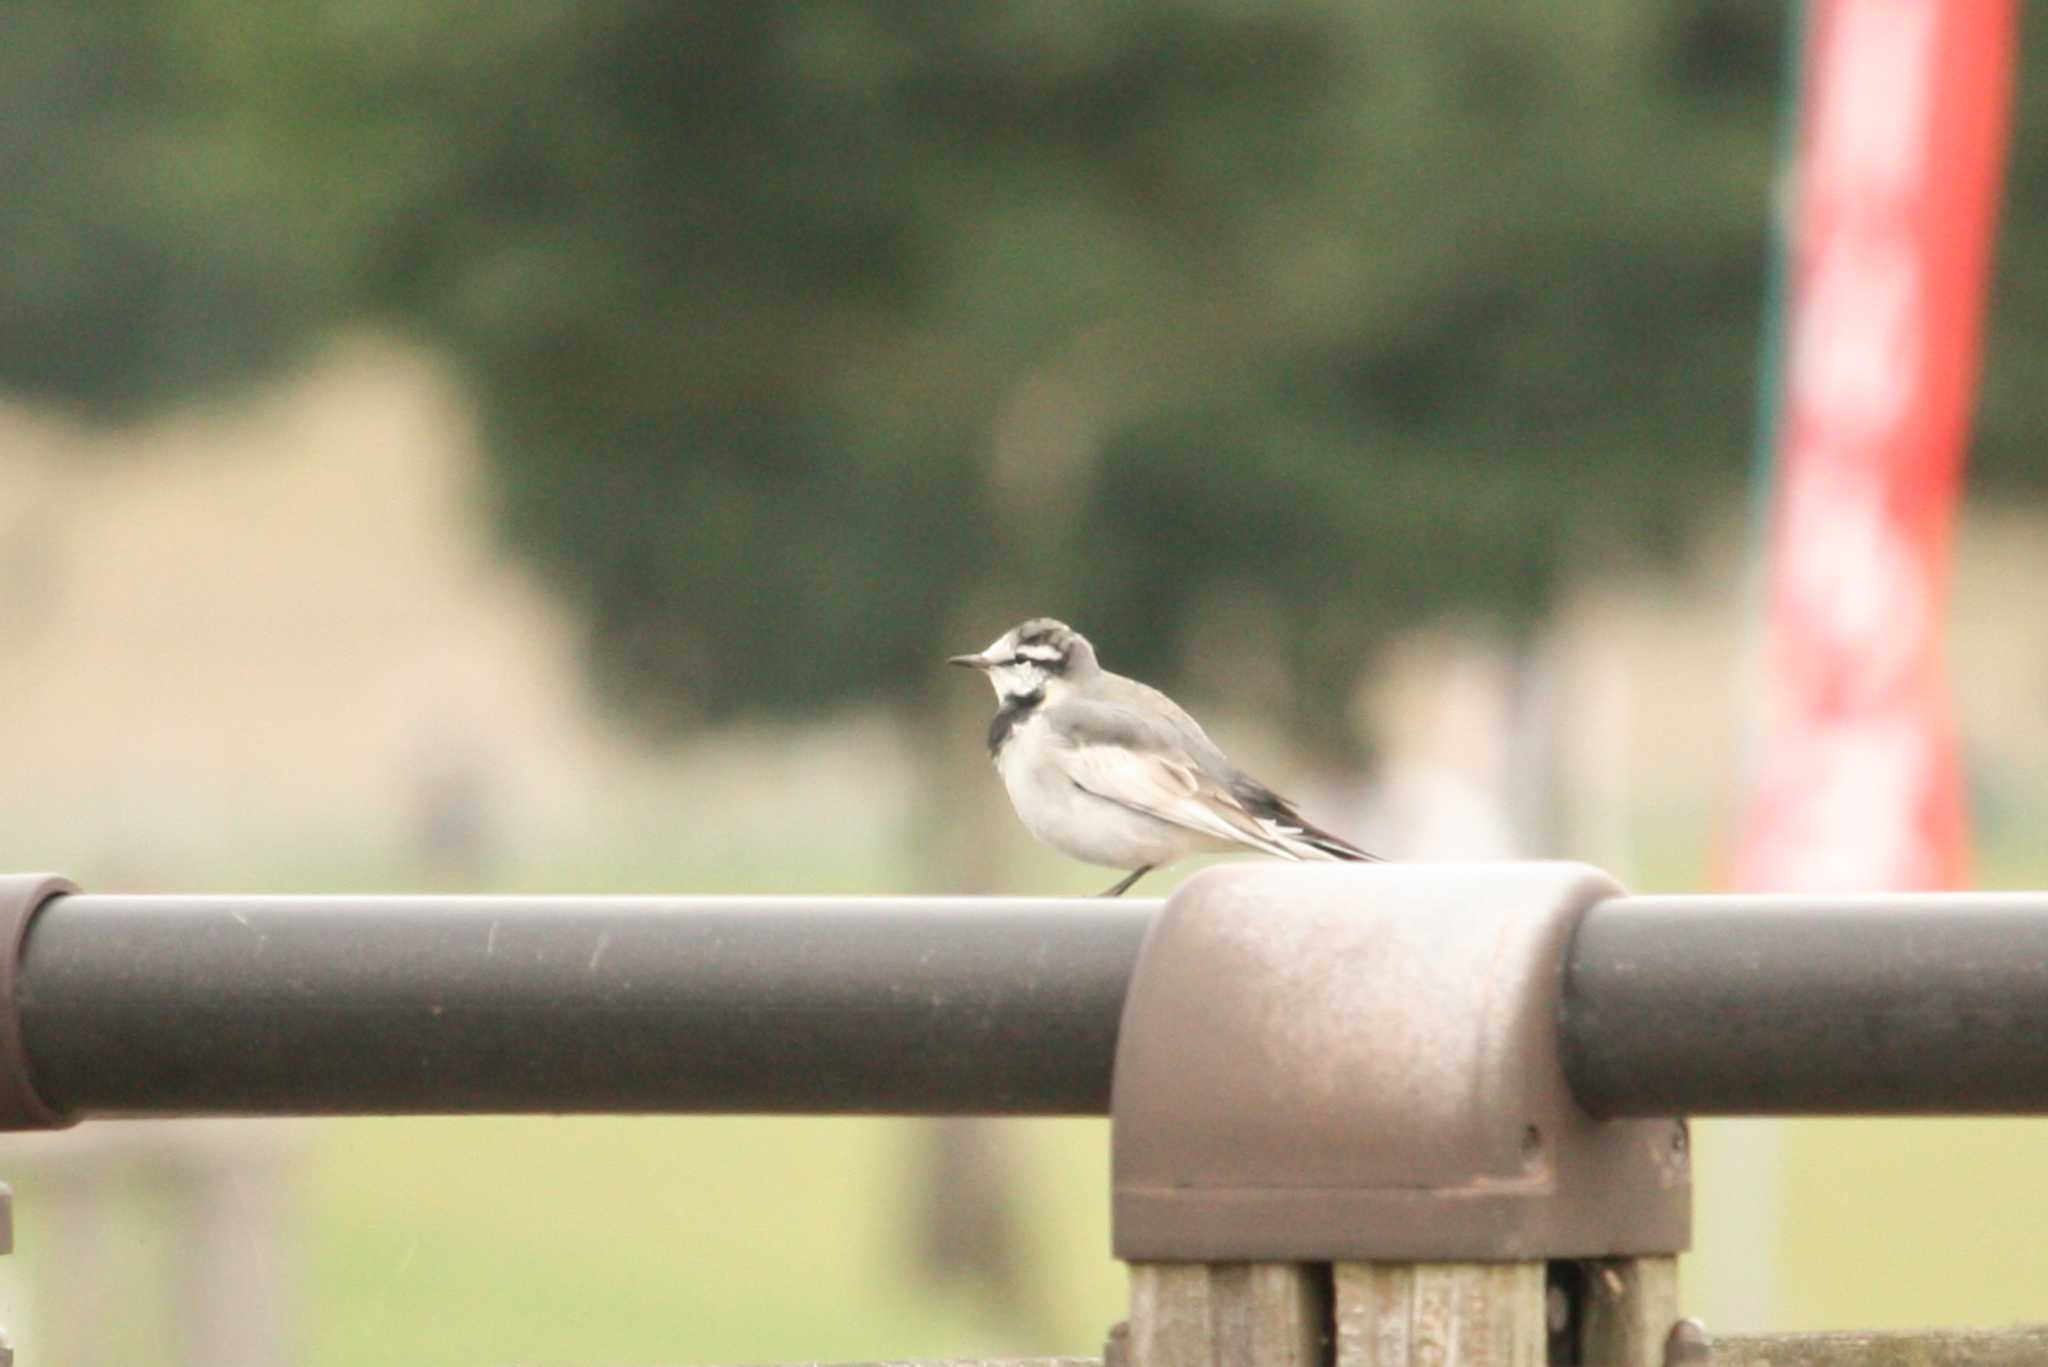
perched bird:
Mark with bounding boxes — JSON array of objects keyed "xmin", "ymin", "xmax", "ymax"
[{"xmin": 950, "ymin": 618, "xmax": 1376, "ymax": 895}]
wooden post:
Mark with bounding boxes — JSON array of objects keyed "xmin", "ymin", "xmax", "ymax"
[
  {"xmin": 1127, "ymin": 1263, "xmax": 1325, "ymax": 1367},
  {"xmin": 1333, "ymin": 1262, "xmax": 1545, "ymax": 1366},
  {"xmin": 1129, "ymin": 1256, "xmax": 1680, "ymax": 1366}
]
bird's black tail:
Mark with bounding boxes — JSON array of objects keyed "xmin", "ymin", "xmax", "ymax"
[
  {"xmin": 1292, "ymin": 817, "xmax": 1380, "ymax": 862},
  {"xmin": 1233, "ymin": 777, "xmax": 1380, "ymax": 862}
]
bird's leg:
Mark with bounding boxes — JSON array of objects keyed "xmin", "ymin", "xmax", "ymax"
[{"xmin": 1099, "ymin": 866, "xmax": 1155, "ymax": 897}]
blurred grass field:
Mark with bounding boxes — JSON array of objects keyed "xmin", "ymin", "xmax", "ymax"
[{"xmin": 307, "ymin": 1115, "xmax": 1123, "ymax": 1366}]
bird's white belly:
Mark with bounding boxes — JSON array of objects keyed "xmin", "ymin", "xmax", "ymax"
[{"xmin": 995, "ymin": 716, "xmax": 1228, "ymax": 869}]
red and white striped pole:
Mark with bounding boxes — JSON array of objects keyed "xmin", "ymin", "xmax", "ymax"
[{"xmin": 1738, "ymin": 0, "xmax": 2017, "ymax": 893}]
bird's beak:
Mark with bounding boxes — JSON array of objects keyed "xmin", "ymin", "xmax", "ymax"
[{"xmin": 948, "ymin": 652, "xmax": 994, "ymax": 670}]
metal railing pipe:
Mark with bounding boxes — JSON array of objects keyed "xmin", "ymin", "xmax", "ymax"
[
  {"xmin": 11, "ymin": 877, "xmax": 2048, "ymax": 1123},
  {"xmin": 1561, "ymin": 893, "xmax": 2048, "ymax": 1117},
  {"xmin": 13, "ymin": 893, "xmax": 1153, "ymax": 1120}
]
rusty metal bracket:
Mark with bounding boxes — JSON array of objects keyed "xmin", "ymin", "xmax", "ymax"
[
  {"xmin": 0, "ymin": 875, "xmax": 76, "ymax": 1131},
  {"xmin": 1110, "ymin": 861, "xmax": 1690, "ymax": 1261}
]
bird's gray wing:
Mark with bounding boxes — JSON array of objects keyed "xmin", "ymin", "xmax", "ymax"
[
  {"xmin": 1042, "ymin": 698, "xmax": 1296, "ymax": 855},
  {"xmin": 1089, "ymin": 672, "xmax": 1239, "ymax": 781}
]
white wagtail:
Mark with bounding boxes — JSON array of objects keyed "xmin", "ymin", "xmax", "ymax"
[{"xmin": 950, "ymin": 618, "xmax": 1377, "ymax": 895}]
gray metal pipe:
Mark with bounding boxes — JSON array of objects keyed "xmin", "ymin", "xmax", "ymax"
[
  {"xmin": 15, "ymin": 893, "xmax": 1154, "ymax": 1119},
  {"xmin": 11, "ymin": 882, "xmax": 2048, "ymax": 1122},
  {"xmin": 1561, "ymin": 893, "xmax": 2048, "ymax": 1117}
]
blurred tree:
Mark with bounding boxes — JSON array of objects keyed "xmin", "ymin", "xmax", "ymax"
[
  {"xmin": 5, "ymin": 2, "xmax": 2042, "ymax": 744},
  {"xmin": 0, "ymin": 2, "xmax": 326, "ymax": 410}
]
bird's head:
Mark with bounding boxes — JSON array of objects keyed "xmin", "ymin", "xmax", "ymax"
[{"xmin": 949, "ymin": 618, "xmax": 1099, "ymax": 706}]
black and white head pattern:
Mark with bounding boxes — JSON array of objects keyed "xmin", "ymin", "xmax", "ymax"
[{"xmin": 975, "ymin": 618, "xmax": 1098, "ymax": 707}]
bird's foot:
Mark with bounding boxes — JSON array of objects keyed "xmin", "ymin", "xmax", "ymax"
[{"xmin": 1099, "ymin": 866, "xmax": 1155, "ymax": 897}]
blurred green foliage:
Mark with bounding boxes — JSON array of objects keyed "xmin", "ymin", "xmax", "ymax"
[{"xmin": 4, "ymin": 3, "xmax": 2043, "ymax": 739}]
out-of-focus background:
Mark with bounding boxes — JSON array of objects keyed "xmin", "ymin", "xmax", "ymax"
[{"xmin": 1, "ymin": 3, "xmax": 2045, "ymax": 1364}]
